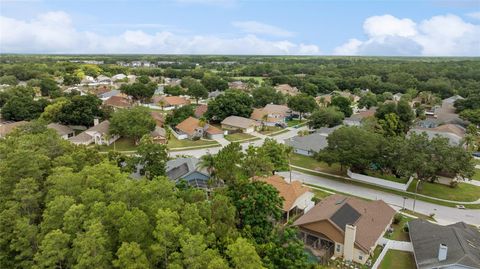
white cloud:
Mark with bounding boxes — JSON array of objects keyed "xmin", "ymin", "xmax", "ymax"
[
  {"xmin": 174, "ymin": 0, "xmax": 236, "ymax": 7},
  {"xmin": 467, "ymin": 11, "xmax": 480, "ymax": 20},
  {"xmin": 0, "ymin": 11, "xmax": 320, "ymax": 55},
  {"xmin": 334, "ymin": 14, "xmax": 480, "ymax": 56},
  {"xmin": 232, "ymin": 21, "xmax": 294, "ymax": 37}
]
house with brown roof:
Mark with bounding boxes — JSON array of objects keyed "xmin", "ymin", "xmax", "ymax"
[
  {"xmin": 254, "ymin": 175, "xmax": 314, "ymax": 221},
  {"xmin": 69, "ymin": 120, "xmax": 119, "ymax": 145},
  {"xmin": 221, "ymin": 116, "xmax": 259, "ymax": 134},
  {"xmin": 343, "ymin": 107, "xmax": 377, "ymax": 126},
  {"xmin": 175, "ymin": 117, "xmax": 224, "ymax": 140},
  {"xmin": 47, "ymin": 123, "xmax": 75, "ymax": 140},
  {"xmin": 0, "ymin": 121, "xmax": 28, "ymax": 138},
  {"xmin": 275, "ymin": 84, "xmax": 299, "ymax": 96},
  {"xmin": 103, "ymin": 96, "xmax": 132, "ymax": 110},
  {"xmin": 150, "ymin": 126, "xmax": 167, "ymax": 144},
  {"xmin": 294, "ymin": 194, "xmax": 395, "ymax": 264},
  {"xmin": 251, "ymin": 104, "xmax": 290, "ymax": 127},
  {"xmin": 150, "ymin": 111, "xmax": 165, "ymax": 127},
  {"xmin": 194, "ymin": 104, "xmax": 208, "ymax": 118},
  {"xmin": 228, "ymin": 81, "xmax": 249, "ymax": 91},
  {"xmin": 157, "ymin": 96, "xmax": 190, "ymax": 110}
]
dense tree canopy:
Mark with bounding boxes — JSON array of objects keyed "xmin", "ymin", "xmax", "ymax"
[
  {"xmin": 206, "ymin": 90, "xmax": 253, "ymax": 121},
  {"xmin": 110, "ymin": 106, "xmax": 156, "ymax": 143},
  {"xmin": 308, "ymin": 107, "xmax": 345, "ymax": 129},
  {"xmin": 251, "ymin": 86, "xmax": 285, "ymax": 108}
]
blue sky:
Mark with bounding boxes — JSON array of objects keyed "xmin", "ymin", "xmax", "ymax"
[{"xmin": 1, "ymin": 0, "xmax": 479, "ymax": 55}]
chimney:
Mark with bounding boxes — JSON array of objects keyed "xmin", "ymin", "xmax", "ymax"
[
  {"xmin": 438, "ymin": 244, "xmax": 448, "ymax": 262},
  {"xmin": 343, "ymin": 224, "xmax": 356, "ymax": 262},
  {"xmin": 93, "ymin": 118, "xmax": 99, "ymax": 126}
]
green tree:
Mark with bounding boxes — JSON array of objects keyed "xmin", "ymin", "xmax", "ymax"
[
  {"xmin": 251, "ymin": 86, "xmax": 285, "ymax": 108},
  {"xmin": 72, "ymin": 221, "xmax": 112, "ymax": 269},
  {"xmin": 330, "ymin": 95, "xmax": 353, "ymax": 117},
  {"xmin": 120, "ymin": 82, "xmax": 156, "ymax": 103},
  {"xmin": 308, "ymin": 106, "xmax": 345, "ymax": 129},
  {"xmin": 201, "ymin": 74, "xmax": 228, "ymax": 92},
  {"xmin": 110, "ymin": 106, "xmax": 156, "ymax": 144},
  {"xmin": 242, "ymin": 145, "xmax": 273, "ymax": 178},
  {"xmin": 187, "ymin": 82, "xmax": 208, "ymax": 104},
  {"xmin": 226, "ymin": 238, "xmax": 265, "ymax": 269},
  {"xmin": 39, "ymin": 98, "xmax": 70, "ymax": 123},
  {"xmin": 378, "ymin": 113, "xmax": 401, "ymax": 136},
  {"xmin": 57, "ymin": 95, "xmax": 104, "ymax": 126},
  {"xmin": 34, "ymin": 229, "xmax": 70, "ymax": 269},
  {"xmin": 358, "ymin": 92, "xmax": 377, "ymax": 109},
  {"xmin": 134, "ymin": 136, "xmax": 168, "ymax": 180},
  {"xmin": 206, "ymin": 90, "xmax": 253, "ymax": 121},
  {"xmin": 40, "ymin": 77, "xmax": 60, "ymax": 97},
  {"xmin": 260, "ymin": 138, "xmax": 290, "ymax": 174},
  {"xmin": 287, "ymin": 94, "xmax": 318, "ymax": 120},
  {"xmin": 165, "ymin": 105, "xmax": 195, "ymax": 127},
  {"xmin": 113, "ymin": 242, "xmax": 150, "ymax": 269},
  {"xmin": 1, "ymin": 95, "xmax": 46, "ymax": 121}
]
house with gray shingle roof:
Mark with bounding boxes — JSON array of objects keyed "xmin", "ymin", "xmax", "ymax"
[
  {"xmin": 166, "ymin": 157, "xmax": 212, "ymax": 189},
  {"xmin": 47, "ymin": 123, "xmax": 75, "ymax": 140},
  {"xmin": 285, "ymin": 133, "xmax": 329, "ymax": 156},
  {"xmin": 408, "ymin": 219, "xmax": 480, "ymax": 269},
  {"xmin": 69, "ymin": 120, "xmax": 119, "ymax": 145}
]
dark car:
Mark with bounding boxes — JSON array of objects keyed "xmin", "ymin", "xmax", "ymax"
[{"xmin": 473, "ymin": 152, "xmax": 480, "ymax": 158}]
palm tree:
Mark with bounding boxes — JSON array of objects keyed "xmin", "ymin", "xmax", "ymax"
[
  {"xmin": 197, "ymin": 152, "xmax": 216, "ymax": 181},
  {"xmin": 285, "ymin": 146, "xmax": 293, "ymax": 183},
  {"xmin": 158, "ymin": 99, "xmax": 166, "ymax": 111},
  {"xmin": 261, "ymin": 114, "xmax": 268, "ymax": 132}
]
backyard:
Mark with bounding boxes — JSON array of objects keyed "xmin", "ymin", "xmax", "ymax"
[
  {"xmin": 96, "ymin": 138, "xmax": 137, "ymax": 152},
  {"xmin": 378, "ymin": 250, "xmax": 416, "ymax": 269},
  {"xmin": 385, "ymin": 214, "xmax": 412, "ymax": 242},
  {"xmin": 290, "ymin": 153, "xmax": 345, "ymax": 176},
  {"xmin": 407, "ymin": 179, "xmax": 480, "ymax": 202}
]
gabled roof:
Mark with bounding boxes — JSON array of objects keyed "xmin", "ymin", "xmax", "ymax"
[
  {"xmin": 408, "ymin": 124, "xmax": 465, "ymax": 146},
  {"xmin": 409, "ymin": 219, "xmax": 480, "ymax": 269},
  {"xmin": 162, "ymin": 96, "xmax": 190, "ymax": 106},
  {"xmin": 221, "ymin": 116, "xmax": 259, "ymax": 129},
  {"xmin": 103, "ymin": 96, "xmax": 131, "ymax": 108},
  {"xmin": 284, "ymin": 133, "xmax": 328, "ymax": 153},
  {"xmin": 275, "ymin": 84, "xmax": 299, "ymax": 95},
  {"xmin": 250, "ymin": 104, "xmax": 290, "ymax": 122},
  {"xmin": 0, "ymin": 121, "xmax": 28, "ymax": 137},
  {"xmin": 294, "ymin": 194, "xmax": 395, "ymax": 252},
  {"xmin": 47, "ymin": 123, "xmax": 74, "ymax": 136},
  {"xmin": 87, "ymin": 120, "xmax": 110, "ymax": 135},
  {"xmin": 254, "ymin": 175, "xmax": 312, "ymax": 212},
  {"xmin": 194, "ymin": 104, "xmax": 208, "ymax": 118},
  {"xmin": 176, "ymin": 117, "xmax": 222, "ymax": 136},
  {"xmin": 166, "ymin": 157, "xmax": 208, "ymax": 181},
  {"xmin": 150, "ymin": 111, "xmax": 165, "ymax": 127}
]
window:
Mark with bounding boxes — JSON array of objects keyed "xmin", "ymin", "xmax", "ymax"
[
  {"xmin": 336, "ymin": 245, "xmax": 341, "ymax": 252},
  {"xmin": 359, "ymin": 255, "xmax": 363, "ymax": 260}
]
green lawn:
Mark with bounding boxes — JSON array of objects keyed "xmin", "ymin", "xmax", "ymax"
[
  {"xmin": 400, "ymin": 209, "xmax": 436, "ymax": 221},
  {"xmin": 259, "ymin": 126, "xmax": 283, "ymax": 135},
  {"xmin": 268, "ymin": 128, "xmax": 290, "ymax": 136},
  {"xmin": 167, "ymin": 136, "xmax": 220, "ymax": 149},
  {"xmin": 385, "ymin": 214, "xmax": 412, "ymax": 242},
  {"xmin": 286, "ymin": 119, "xmax": 306, "ymax": 127},
  {"xmin": 224, "ymin": 132, "xmax": 259, "ymax": 142},
  {"xmin": 290, "ymin": 153, "xmax": 345, "ymax": 176},
  {"xmin": 312, "ymin": 189, "xmax": 333, "ymax": 200},
  {"xmin": 365, "ymin": 170, "xmax": 410, "ymax": 184},
  {"xmin": 473, "ymin": 169, "xmax": 480, "ymax": 181},
  {"xmin": 232, "ymin": 76, "xmax": 264, "ymax": 83},
  {"xmin": 97, "ymin": 138, "xmax": 137, "ymax": 152},
  {"xmin": 379, "ymin": 250, "xmax": 416, "ymax": 269},
  {"xmin": 407, "ymin": 179, "xmax": 480, "ymax": 202}
]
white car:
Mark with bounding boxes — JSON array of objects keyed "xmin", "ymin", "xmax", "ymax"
[{"xmin": 456, "ymin": 205, "xmax": 466, "ymax": 209}]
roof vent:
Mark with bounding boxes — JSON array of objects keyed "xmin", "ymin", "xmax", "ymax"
[{"xmin": 438, "ymin": 244, "xmax": 448, "ymax": 262}]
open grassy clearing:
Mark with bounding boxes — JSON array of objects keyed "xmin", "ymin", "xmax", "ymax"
[
  {"xmin": 365, "ymin": 170, "xmax": 410, "ymax": 184},
  {"xmin": 286, "ymin": 119, "xmax": 307, "ymax": 127},
  {"xmin": 224, "ymin": 132, "xmax": 259, "ymax": 142},
  {"xmin": 96, "ymin": 138, "xmax": 137, "ymax": 152},
  {"xmin": 290, "ymin": 153, "xmax": 345, "ymax": 176},
  {"xmin": 258, "ymin": 126, "xmax": 283, "ymax": 135},
  {"xmin": 407, "ymin": 179, "xmax": 480, "ymax": 202},
  {"xmin": 167, "ymin": 136, "xmax": 220, "ymax": 149}
]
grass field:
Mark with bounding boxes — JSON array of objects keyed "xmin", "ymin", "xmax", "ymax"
[
  {"xmin": 407, "ymin": 179, "xmax": 480, "ymax": 202},
  {"xmin": 290, "ymin": 153, "xmax": 345, "ymax": 176},
  {"xmin": 97, "ymin": 138, "xmax": 137, "ymax": 152},
  {"xmin": 232, "ymin": 76, "xmax": 264, "ymax": 83},
  {"xmin": 167, "ymin": 136, "xmax": 220, "ymax": 149},
  {"xmin": 286, "ymin": 119, "xmax": 306, "ymax": 127},
  {"xmin": 379, "ymin": 250, "xmax": 416, "ymax": 269},
  {"xmin": 224, "ymin": 132, "xmax": 259, "ymax": 142},
  {"xmin": 473, "ymin": 169, "xmax": 480, "ymax": 181},
  {"xmin": 312, "ymin": 189, "xmax": 333, "ymax": 200},
  {"xmin": 259, "ymin": 126, "xmax": 283, "ymax": 135},
  {"xmin": 400, "ymin": 209, "xmax": 436, "ymax": 221}
]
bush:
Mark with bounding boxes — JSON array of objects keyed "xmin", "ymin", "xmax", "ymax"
[
  {"xmin": 393, "ymin": 213, "xmax": 403, "ymax": 225},
  {"xmin": 403, "ymin": 223, "xmax": 409, "ymax": 232}
]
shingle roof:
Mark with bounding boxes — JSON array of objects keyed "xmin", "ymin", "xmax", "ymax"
[
  {"xmin": 408, "ymin": 125, "xmax": 464, "ymax": 146},
  {"xmin": 47, "ymin": 123, "xmax": 74, "ymax": 136},
  {"xmin": 0, "ymin": 121, "xmax": 28, "ymax": 137},
  {"xmin": 194, "ymin": 104, "xmax": 208, "ymax": 118},
  {"xmin": 68, "ymin": 131, "xmax": 93, "ymax": 144},
  {"xmin": 103, "ymin": 96, "xmax": 131, "ymax": 108},
  {"xmin": 409, "ymin": 219, "xmax": 480, "ymax": 269},
  {"xmin": 176, "ymin": 117, "xmax": 222, "ymax": 136},
  {"xmin": 275, "ymin": 84, "xmax": 299, "ymax": 95},
  {"xmin": 88, "ymin": 120, "xmax": 110, "ymax": 135},
  {"xmin": 284, "ymin": 133, "xmax": 328, "ymax": 153},
  {"xmin": 162, "ymin": 96, "xmax": 190, "ymax": 106},
  {"xmin": 221, "ymin": 116, "xmax": 258, "ymax": 129},
  {"xmin": 166, "ymin": 157, "xmax": 208, "ymax": 181},
  {"xmin": 294, "ymin": 194, "xmax": 395, "ymax": 252},
  {"xmin": 254, "ymin": 175, "xmax": 311, "ymax": 211},
  {"xmin": 150, "ymin": 111, "xmax": 165, "ymax": 127},
  {"xmin": 250, "ymin": 104, "xmax": 290, "ymax": 122}
]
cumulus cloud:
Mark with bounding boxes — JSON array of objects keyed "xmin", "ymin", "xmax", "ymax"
[
  {"xmin": 232, "ymin": 21, "xmax": 294, "ymax": 37},
  {"xmin": 0, "ymin": 11, "xmax": 320, "ymax": 55},
  {"xmin": 467, "ymin": 11, "xmax": 480, "ymax": 20},
  {"xmin": 334, "ymin": 14, "xmax": 480, "ymax": 56}
]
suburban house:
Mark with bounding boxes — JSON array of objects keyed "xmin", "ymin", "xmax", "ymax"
[
  {"xmin": 175, "ymin": 116, "xmax": 224, "ymax": 140},
  {"xmin": 408, "ymin": 219, "xmax": 480, "ymax": 269},
  {"xmin": 250, "ymin": 104, "xmax": 290, "ymax": 126},
  {"xmin": 408, "ymin": 124, "xmax": 466, "ymax": 146},
  {"xmin": 150, "ymin": 126, "xmax": 167, "ymax": 144},
  {"xmin": 98, "ymin": 89, "xmax": 123, "ymax": 101},
  {"xmin": 393, "ymin": 93, "xmax": 403, "ymax": 102},
  {"xmin": 221, "ymin": 116, "xmax": 259, "ymax": 134},
  {"xmin": 254, "ymin": 175, "xmax": 314, "ymax": 221},
  {"xmin": 294, "ymin": 194, "xmax": 395, "ymax": 264},
  {"xmin": 150, "ymin": 111, "xmax": 165, "ymax": 127},
  {"xmin": 228, "ymin": 81, "xmax": 248, "ymax": 91},
  {"xmin": 316, "ymin": 125, "xmax": 342, "ymax": 137},
  {"xmin": 343, "ymin": 108, "xmax": 377, "ymax": 126},
  {"xmin": 103, "ymin": 96, "xmax": 131, "ymax": 110},
  {"xmin": 69, "ymin": 120, "xmax": 119, "ymax": 146},
  {"xmin": 157, "ymin": 96, "xmax": 190, "ymax": 110},
  {"xmin": 316, "ymin": 94, "xmax": 333, "ymax": 107},
  {"xmin": 164, "ymin": 77, "xmax": 182, "ymax": 86},
  {"xmin": 275, "ymin": 84, "xmax": 299, "ymax": 96},
  {"xmin": 47, "ymin": 123, "xmax": 75, "ymax": 139},
  {"xmin": 285, "ymin": 133, "xmax": 329, "ymax": 156},
  {"xmin": 166, "ymin": 157, "xmax": 212, "ymax": 189},
  {"xmin": 433, "ymin": 95, "xmax": 466, "ymax": 126},
  {"xmin": 194, "ymin": 104, "xmax": 208, "ymax": 118},
  {"xmin": 96, "ymin": 75, "xmax": 112, "ymax": 85},
  {"xmin": 0, "ymin": 121, "xmax": 28, "ymax": 138},
  {"xmin": 111, "ymin": 74, "xmax": 127, "ymax": 82}
]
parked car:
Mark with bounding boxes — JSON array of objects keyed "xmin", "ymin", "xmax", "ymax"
[{"xmin": 472, "ymin": 152, "xmax": 480, "ymax": 158}]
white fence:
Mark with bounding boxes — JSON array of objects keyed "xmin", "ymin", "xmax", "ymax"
[
  {"xmin": 168, "ymin": 126, "xmax": 188, "ymax": 140},
  {"xmin": 347, "ymin": 170, "xmax": 413, "ymax": 191}
]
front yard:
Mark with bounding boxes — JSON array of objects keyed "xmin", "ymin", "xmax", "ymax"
[
  {"xmin": 286, "ymin": 119, "xmax": 307, "ymax": 127},
  {"xmin": 167, "ymin": 136, "xmax": 220, "ymax": 149},
  {"xmin": 407, "ymin": 179, "xmax": 480, "ymax": 202},
  {"xmin": 258, "ymin": 126, "xmax": 284, "ymax": 135},
  {"xmin": 473, "ymin": 169, "xmax": 480, "ymax": 181},
  {"xmin": 224, "ymin": 132, "xmax": 259, "ymax": 142},
  {"xmin": 290, "ymin": 153, "xmax": 345, "ymax": 176},
  {"xmin": 97, "ymin": 138, "xmax": 137, "ymax": 152},
  {"xmin": 378, "ymin": 250, "xmax": 416, "ymax": 269}
]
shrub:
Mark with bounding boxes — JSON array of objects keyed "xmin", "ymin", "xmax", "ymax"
[{"xmin": 393, "ymin": 213, "xmax": 403, "ymax": 225}]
